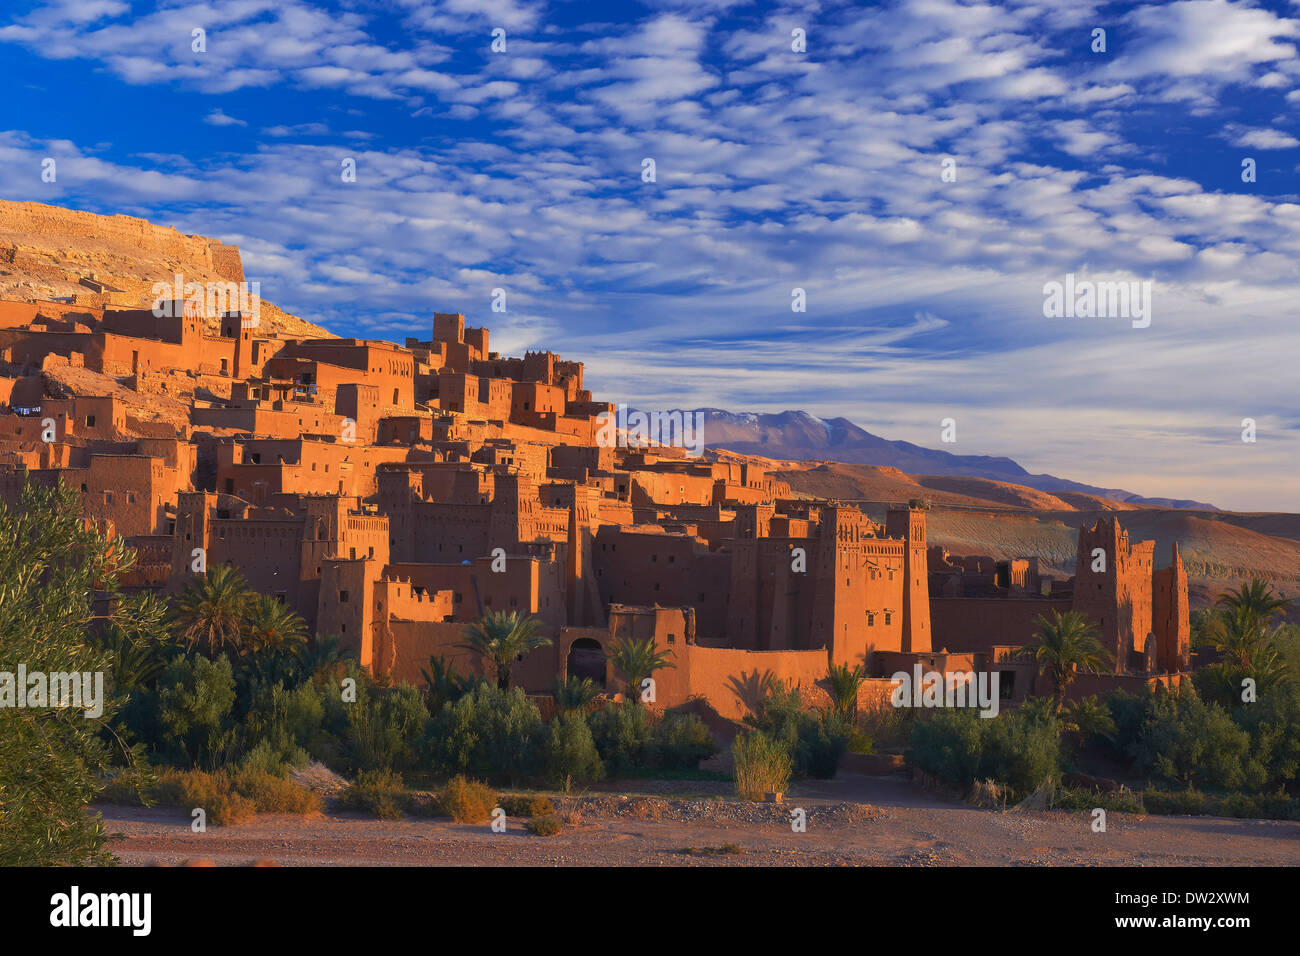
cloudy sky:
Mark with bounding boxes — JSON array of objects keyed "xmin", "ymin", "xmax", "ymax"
[{"xmin": 1, "ymin": 0, "xmax": 1297, "ymax": 511}]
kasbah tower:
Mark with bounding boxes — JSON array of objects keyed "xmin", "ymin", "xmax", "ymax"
[{"xmin": 0, "ymin": 235, "xmax": 1191, "ymax": 721}]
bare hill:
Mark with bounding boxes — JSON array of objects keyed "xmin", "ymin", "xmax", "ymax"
[{"xmin": 0, "ymin": 200, "xmax": 330, "ymax": 340}]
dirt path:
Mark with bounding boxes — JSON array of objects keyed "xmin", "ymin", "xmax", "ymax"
[{"xmin": 97, "ymin": 775, "xmax": 1300, "ymax": 867}]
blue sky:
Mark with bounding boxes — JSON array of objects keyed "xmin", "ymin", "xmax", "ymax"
[{"xmin": 1, "ymin": 0, "xmax": 1298, "ymax": 511}]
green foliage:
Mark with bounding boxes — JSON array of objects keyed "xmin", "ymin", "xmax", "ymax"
[
  {"xmin": 1233, "ymin": 682, "xmax": 1300, "ymax": 789},
  {"xmin": 589, "ymin": 700, "xmax": 656, "ymax": 773},
  {"xmin": 655, "ymin": 712, "xmax": 717, "ymax": 769},
  {"xmin": 825, "ymin": 663, "xmax": 866, "ymax": 720},
  {"xmin": 240, "ymin": 680, "xmax": 323, "ymax": 770},
  {"xmin": 421, "ymin": 653, "xmax": 473, "ymax": 712},
  {"xmin": 0, "ymin": 481, "xmax": 145, "ymax": 865},
  {"xmin": 438, "ymin": 775, "xmax": 497, "ymax": 823},
  {"xmin": 732, "ymin": 730, "xmax": 793, "ymax": 800},
  {"xmin": 551, "ymin": 674, "xmax": 601, "ymax": 717},
  {"xmin": 1014, "ymin": 610, "xmax": 1113, "ymax": 713},
  {"xmin": 744, "ymin": 680, "xmax": 849, "ymax": 778},
  {"xmin": 430, "ymin": 683, "xmax": 543, "ymax": 782},
  {"xmin": 336, "ymin": 770, "xmax": 410, "ymax": 819},
  {"xmin": 542, "ymin": 712, "xmax": 605, "ymax": 789},
  {"xmin": 171, "ymin": 564, "xmax": 252, "ymax": 657},
  {"xmin": 497, "ymin": 793, "xmax": 555, "ymax": 817},
  {"xmin": 343, "ymin": 683, "xmax": 429, "ymax": 775},
  {"xmin": 608, "ymin": 635, "xmax": 675, "ymax": 702},
  {"xmin": 1052, "ymin": 786, "xmax": 1144, "ymax": 814},
  {"xmin": 156, "ymin": 653, "xmax": 238, "ymax": 768},
  {"xmin": 911, "ymin": 708, "xmax": 1060, "ymax": 798},
  {"xmin": 525, "ymin": 813, "xmax": 563, "ymax": 836},
  {"xmin": 1129, "ymin": 688, "xmax": 1261, "ymax": 790},
  {"xmin": 459, "ymin": 611, "xmax": 551, "ymax": 690}
]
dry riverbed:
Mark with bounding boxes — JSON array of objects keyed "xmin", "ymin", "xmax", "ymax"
[{"xmin": 97, "ymin": 773, "xmax": 1299, "ymax": 867}]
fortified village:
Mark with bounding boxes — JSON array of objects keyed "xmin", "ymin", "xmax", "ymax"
[{"xmin": 0, "ymin": 232, "xmax": 1190, "ymax": 722}]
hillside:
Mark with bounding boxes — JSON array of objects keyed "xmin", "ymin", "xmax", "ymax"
[
  {"xmin": 0, "ymin": 200, "xmax": 330, "ymax": 340},
  {"xmin": 760, "ymin": 457, "xmax": 1300, "ymax": 607},
  {"xmin": 700, "ymin": 409, "xmax": 1216, "ymax": 510}
]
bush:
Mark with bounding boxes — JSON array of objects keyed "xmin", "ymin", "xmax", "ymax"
[
  {"xmin": 1053, "ymin": 786, "xmax": 1144, "ymax": 814},
  {"xmin": 525, "ymin": 814, "xmax": 563, "ymax": 836},
  {"xmin": 241, "ymin": 681, "xmax": 323, "ymax": 770},
  {"xmin": 655, "ymin": 713, "xmax": 717, "ymax": 769},
  {"xmin": 589, "ymin": 702, "xmax": 656, "ymax": 773},
  {"xmin": 98, "ymin": 767, "xmax": 155, "ymax": 807},
  {"xmin": 439, "ymin": 775, "xmax": 497, "ymax": 823},
  {"xmin": 155, "ymin": 655, "xmax": 238, "ymax": 767},
  {"xmin": 542, "ymin": 713, "xmax": 604, "ymax": 789},
  {"xmin": 228, "ymin": 768, "xmax": 322, "ymax": 814},
  {"xmin": 745, "ymin": 682, "xmax": 849, "ymax": 778},
  {"xmin": 336, "ymin": 770, "xmax": 410, "ymax": 819},
  {"xmin": 498, "ymin": 793, "xmax": 555, "ymax": 817},
  {"xmin": 1130, "ymin": 689, "xmax": 1260, "ymax": 791},
  {"xmin": 911, "ymin": 708, "xmax": 1059, "ymax": 799},
  {"xmin": 341, "ymin": 684, "xmax": 429, "ymax": 776},
  {"xmin": 152, "ymin": 769, "xmax": 254, "ymax": 826},
  {"xmin": 238, "ymin": 738, "xmax": 309, "ymax": 777},
  {"xmin": 431, "ymin": 684, "xmax": 543, "ymax": 782},
  {"xmin": 733, "ymin": 731, "xmax": 792, "ymax": 801},
  {"xmin": 1142, "ymin": 787, "xmax": 1207, "ymax": 816}
]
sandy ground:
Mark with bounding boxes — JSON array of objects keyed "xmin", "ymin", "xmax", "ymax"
[{"xmin": 97, "ymin": 774, "xmax": 1299, "ymax": 867}]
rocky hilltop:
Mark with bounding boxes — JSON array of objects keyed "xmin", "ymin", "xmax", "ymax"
[{"xmin": 0, "ymin": 200, "xmax": 330, "ymax": 340}]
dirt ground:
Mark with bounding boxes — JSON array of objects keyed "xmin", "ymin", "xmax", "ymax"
[{"xmin": 98, "ymin": 774, "xmax": 1299, "ymax": 867}]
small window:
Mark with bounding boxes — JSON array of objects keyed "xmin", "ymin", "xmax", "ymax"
[
  {"xmin": 85, "ymin": 415, "xmax": 96, "ymax": 427},
  {"xmin": 339, "ymin": 590, "xmax": 349, "ymax": 603}
]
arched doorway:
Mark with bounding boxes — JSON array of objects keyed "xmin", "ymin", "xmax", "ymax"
[{"xmin": 567, "ymin": 638, "xmax": 606, "ymax": 688}]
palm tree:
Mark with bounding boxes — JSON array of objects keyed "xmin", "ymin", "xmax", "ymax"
[
  {"xmin": 1216, "ymin": 580, "xmax": 1291, "ymax": 637},
  {"xmin": 1200, "ymin": 582, "xmax": 1291, "ymax": 704},
  {"xmin": 1014, "ymin": 610, "xmax": 1113, "ymax": 714},
  {"xmin": 826, "ymin": 662, "xmax": 866, "ymax": 720},
  {"xmin": 422, "ymin": 653, "xmax": 472, "ymax": 711},
  {"xmin": 552, "ymin": 675, "xmax": 601, "ymax": 717},
  {"xmin": 172, "ymin": 564, "xmax": 252, "ymax": 657},
  {"xmin": 608, "ymin": 635, "xmax": 675, "ymax": 703},
  {"xmin": 459, "ymin": 610, "xmax": 551, "ymax": 690},
  {"xmin": 243, "ymin": 595, "xmax": 308, "ymax": 656}
]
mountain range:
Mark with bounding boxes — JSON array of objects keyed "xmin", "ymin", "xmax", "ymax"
[{"xmin": 695, "ymin": 409, "xmax": 1216, "ymax": 511}]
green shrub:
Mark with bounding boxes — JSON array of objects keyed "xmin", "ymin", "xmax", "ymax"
[
  {"xmin": 655, "ymin": 713, "xmax": 717, "ymax": 769},
  {"xmin": 344, "ymin": 684, "xmax": 430, "ymax": 775},
  {"xmin": 1053, "ymin": 787, "xmax": 1144, "ymax": 814},
  {"xmin": 732, "ymin": 731, "xmax": 792, "ymax": 801},
  {"xmin": 1216, "ymin": 792, "xmax": 1261, "ymax": 818},
  {"xmin": 589, "ymin": 702, "xmax": 656, "ymax": 773},
  {"xmin": 745, "ymin": 682, "xmax": 849, "ymax": 778},
  {"xmin": 98, "ymin": 767, "xmax": 156, "ymax": 806},
  {"xmin": 498, "ymin": 793, "xmax": 555, "ymax": 817},
  {"xmin": 1130, "ymin": 689, "xmax": 1261, "ymax": 791},
  {"xmin": 336, "ymin": 770, "xmax": 410, "ymax": 819},
  {"xmin": 542, "ymin": 713, "xmax": 604, "ymax": 789},
  {"xmin": 431, "ymin": 684, "xmax": 543, "ymax": 782},
  {"xmin": 1142, "ymin": 787, "xmax": 1207, "ymax": 816},
  {"xmin": 155, "ymin": 655, "xmax": 238, "ymax": 767},
  {"xmin": 525, "ymin": 814, "xmax": 563, "ymax": 836},
  {"xmin": 440, "ymin": 775, "xmax": 497, "ymax": 823},
  {"xmin": 238, "ymin": 738, "xmax": 310, "ymax": 777},
  {"xmin": 911, "ymin": 708, "xmax": 1059, "ymax": 799}
]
